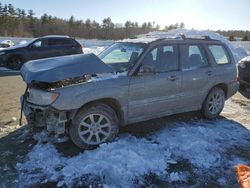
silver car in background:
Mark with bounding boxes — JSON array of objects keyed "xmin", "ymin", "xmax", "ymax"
[{"xmin": 20, "ymin": 35, "xmax": 239, "ymax": 149}]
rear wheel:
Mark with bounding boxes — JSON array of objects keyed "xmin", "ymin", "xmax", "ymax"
[
  {"xmin": 69, "ymin": 104, "xmax": 119, "ymax": 149},
  {"xmin": 202, "ymin": 87, "xmax": 225, "ymax": 119},
  {"xmin": 7, "ymin": 56, "xmax": 24, "ymax": 70}
]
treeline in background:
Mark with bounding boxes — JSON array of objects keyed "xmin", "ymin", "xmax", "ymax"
[{"xmin": 0, "ymin": 2, "xmax": 249, "ymax": 41}]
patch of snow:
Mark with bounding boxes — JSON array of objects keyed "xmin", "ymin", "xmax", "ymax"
[
  {"xmin": 16, "ymin": 119, "xmax": 250, "ymax": 187},
  {"xmin": 82, "ymin": 46, "xmax": 105, "ymax": 55},
  {"xmin": 19, "ymin": 40, "xmax": 27, "ymax": 45},
  {"xmin": 240, "ymin": 55, "xmax": 250, "ymax": 62},
  {"xmin": 89, "ymin": 71, "xmax": 128, "ymax": 82},
  {"xmin": 169, "ymin": 172, "xmax": 188, "ymax": 182}
]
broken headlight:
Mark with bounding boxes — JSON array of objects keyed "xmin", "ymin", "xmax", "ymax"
[{"xmin": 27, "ymin": 88, "xmax": 59, "ymax": 105}]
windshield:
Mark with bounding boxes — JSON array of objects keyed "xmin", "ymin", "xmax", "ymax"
[{"xmin": 98, "ymin": 42, "xmax": 145, "ymax": 72}]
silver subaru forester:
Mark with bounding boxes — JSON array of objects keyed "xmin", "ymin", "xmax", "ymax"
[{"xmin": 20, "ymin": 36, "xmax": 239, "ymax": 149}]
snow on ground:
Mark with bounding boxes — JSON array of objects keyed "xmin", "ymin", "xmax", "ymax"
[{"xmin": 16, "ymin": 119, "xmax": 250, "ymax": 187}]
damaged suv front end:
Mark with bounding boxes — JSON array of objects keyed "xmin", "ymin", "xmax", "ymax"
[
  {"xmin": 20, "ymin": 42, "xmax": 145, "ymax": 144},
  {"xmin": 21, "ymin": 53, "xmax": 115, "ymax": 135}
]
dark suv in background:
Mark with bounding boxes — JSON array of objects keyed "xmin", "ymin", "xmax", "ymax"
[{"xmin": 0, "ymin": 35, "xmax": 82, "ymax": 70}]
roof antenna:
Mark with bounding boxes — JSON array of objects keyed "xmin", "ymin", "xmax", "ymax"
[{"xmin": 180, "ymin": 33, "xmax": 186, "ymax": 40}]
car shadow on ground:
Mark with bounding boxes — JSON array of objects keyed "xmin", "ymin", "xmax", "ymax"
[{"xmin": 0, "ymin": 111, "xmax": 249, "ymax": 187}]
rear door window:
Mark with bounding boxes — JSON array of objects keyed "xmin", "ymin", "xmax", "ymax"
[
  {"xmin": 208, "ymin": 45, "xmax": 230, "ymax": 65},
  {"xmin": 181, "ymin": 45, "xmax": 208, "ymax": 70}
]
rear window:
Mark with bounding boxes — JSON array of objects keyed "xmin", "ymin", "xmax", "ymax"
[{"xmin": 208, "ymin": 45, "xmax": 230, "ymax": 65}]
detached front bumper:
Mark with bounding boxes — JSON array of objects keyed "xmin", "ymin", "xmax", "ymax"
[{"xmin": 22, "ymin": 96, "xmax": 68, "ymax": 134}]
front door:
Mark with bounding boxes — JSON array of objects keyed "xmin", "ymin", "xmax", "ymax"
[
  {"xmin": 29, "ymin": 39, "xmax": 51, "ymax": 60},
  {"xmin": 128, "ymin": 44, "xmax": 181, "ymax": 122}
]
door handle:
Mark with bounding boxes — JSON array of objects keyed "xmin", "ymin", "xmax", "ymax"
[
  {"xmin": 206, "ymin": 70, "xmax": 213, "ymax": 76},
  {"xmin": 168, "ymin": 75, "xmax": 177, "ymax": 81}
]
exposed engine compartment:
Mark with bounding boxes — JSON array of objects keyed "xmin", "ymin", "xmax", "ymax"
[{"xmin": 31, "ymin": 75, "xmax": 92, "ymax": 90}]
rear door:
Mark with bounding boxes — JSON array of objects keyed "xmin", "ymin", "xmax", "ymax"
[
  {"xmin": 180, "ymin": 44, "xmax": 214, "ymax": 108},
  {"xmin": 207, "ymin": 44, "xmax": 236, "ymax": 84},
  {"xmin": 49, "ymin": 38, "xmax": 81, "ymax": 56},
  {"xmin": 47, "ymin": 38, "xmax": 65, "ymax": 57},
  {"xmin": 128, "ymin": 44, "xmax": 182, "ymax": 122}
]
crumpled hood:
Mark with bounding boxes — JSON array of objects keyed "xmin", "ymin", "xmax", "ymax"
[{"xmin": 21, "ymin": 53, "xmax": 114, "ymax": 84}]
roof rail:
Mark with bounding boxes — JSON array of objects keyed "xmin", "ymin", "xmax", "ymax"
[
  {"xmin": 42, "ymin": 35, "xmax": 70, "ymax": 38},
  {"xmin": 178, "ymin": 34, "xmax": 215, "ymax": 40},
  {"xmin": 185, "ymin": 35, "xmax": 218, "ymax": 41}
]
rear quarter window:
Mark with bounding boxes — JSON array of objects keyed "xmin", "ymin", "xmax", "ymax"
[{"xmin": 208, "ymin": 45, "xmax": 230, "ymax": 65}]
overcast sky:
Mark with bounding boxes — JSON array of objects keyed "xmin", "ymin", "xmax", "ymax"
[{"xmin": 1, "ymin": 0, "xmax": 250, "ymax": 30}]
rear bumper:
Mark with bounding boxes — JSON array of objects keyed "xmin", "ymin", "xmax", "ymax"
[{"xmin": 227, "ymin": 81, "xmax": 239, "ymax": 99}]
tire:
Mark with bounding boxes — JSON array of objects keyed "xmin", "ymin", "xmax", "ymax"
[
  {"xmin": 202, "ymin": 87, "xmax": 225, "ymax": 119},
  {"xmin": 69, "ymin": 104, "xmax": 119, "ymax": 149},
  {"xmin": 7, "ymin": 56, "xmax": 24, "ymax": 70}
]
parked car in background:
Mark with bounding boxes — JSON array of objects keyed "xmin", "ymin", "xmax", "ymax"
[
  {"xmin": 238, "ymin": 56, "xmax": 250, "ymax": 98},
  {"xmin": 20, "ymin": 35, "xmax": 239, "ymax": 149},
  {"xmin": 0, "ymin": 35, "xmax": 82, "ymax": 70},
  {"xmin": 0, "ymin": 40, "xmax": 15, "ymax": 49}
]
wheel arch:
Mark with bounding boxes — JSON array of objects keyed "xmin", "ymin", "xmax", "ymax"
[
  {"xmin": 7, "ymin": 52, "xmax": 26, "ymax": 61},
  {"xmin": 72, "ymin": 97, "xmax": 124, "ymax": 125},
  {"xmin": 212, "ymin": 83, "xmax": 228, "ymax": 98},
  {"xmin": 203, "ymin": 83, "xmax": 228, "ymax": 107}
]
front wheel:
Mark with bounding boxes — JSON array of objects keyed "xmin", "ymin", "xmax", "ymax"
[
  {"xmin": 69, "ymin": 104, "xmax": 119, "ymax": 149},
  {"xmin": 202, "ymin": 87, "xmax": 225, "ymax": 119},
  {"xmin": 7, "ymin": 56, "xmax": 24, "ymax": 70}
]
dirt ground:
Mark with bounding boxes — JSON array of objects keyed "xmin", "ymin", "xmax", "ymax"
[
  {"xmin": 0, "ymin": 76, "xmax": 26, "ymax": 137},
  {"xmin": 0, "ymin": 75, "xmax": 249, "ymax": 187}
]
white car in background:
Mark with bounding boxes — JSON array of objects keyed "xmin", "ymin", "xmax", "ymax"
[{"xmin": 0, "ymin": 40, "xmax": 15, "ymax": 50}]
